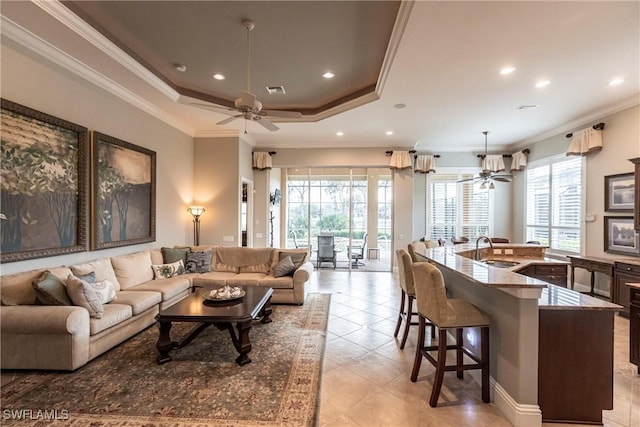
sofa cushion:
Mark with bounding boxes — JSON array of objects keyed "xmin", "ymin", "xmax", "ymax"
[
  {"xmin": 196, "ymin": 272, "xmax": 240, "ymax": 287},
  {"xmin": 186, "ymin": 250, "xmax": 213, "ymax": 273},
  {"xmin": 0, "ymin": 269, "xmax": 44, "ymax": 305},
  {"xmin": 115, "ymin": 290, "xmax": 161, "ymax": 315},
  {"xmin": 152, "ymin": 260, "xmax": 185, "ymax": 279},
  {"xmin": 65, "ymin": 274, "xmax": 104, "ymax": 319},
  {"xmin": 272, "ymin": 256, "xmax": 297, "ymax": 278},
  {"xmin": 149, "ymin": 249, "xmax": 164, "ymax": 265},
  {"xmin": 110, "ymin": 252, "xmax": 154, "ymax": 290},
  {"xmin": 224, "ymin": 273, "xmax": 268, "ymax": 287},
  {"xmin": 89, "ymin": 303, "xmax": 132, "ymax": 335},
  {"xmin": 161, "ymin": 247, "xmax": 190, "ymax": 265},
  {"xmin": 32, "ymin": 271, "xmax": 73, "ymax": 306},
  {"xmin": 129, "ymin": 276, "xmax": 191, "ymax": 301},
  {"xmin": 259, "ymin": 275, "xmax": 295, "ymax": 289},
  {"xmin": 71, "ymin": 259, "xmax": 122, "ymax": 292}
]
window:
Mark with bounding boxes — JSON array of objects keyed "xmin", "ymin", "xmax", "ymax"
[
  {"xmin": 427, "ymin": 171, "xmax": 492, "ymax": 241},
  {"xmin": 525, "ymin": 156, "xmax": 583, "ymax": 254}
]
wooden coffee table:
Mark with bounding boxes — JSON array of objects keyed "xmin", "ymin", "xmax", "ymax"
[{"xmin": 155, "ymin": 284, "xmax": 273, "ymax": 366}]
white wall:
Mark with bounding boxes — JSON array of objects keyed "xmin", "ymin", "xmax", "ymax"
[{"xmin": 1, "ymin": 41, "xmax": 194, "ymax": 276}]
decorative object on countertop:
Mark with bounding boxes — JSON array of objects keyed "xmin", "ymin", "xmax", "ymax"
[{"xmin": 604, "ymin": 172, "xmax": 634, "ymax": 212}]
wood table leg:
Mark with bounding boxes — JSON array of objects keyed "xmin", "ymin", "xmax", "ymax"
[
  {"xmin": 261, "ymin": 297, "xmax": 273, "ymax": 324},
  {"xmin": 156, "ymin": 320, "xmax": 174, "ymax": 364},
  {"xmin": 227, "ymin": 321, "xmax": 253, "ymax": 365}
]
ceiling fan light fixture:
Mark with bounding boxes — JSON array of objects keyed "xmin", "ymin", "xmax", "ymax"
[
  {"xmin": 489, "ymin": 181, "xmax": 495, "ymax": 190},
  {"xmin": 479, "ymin": 181, "xmax": 488, "ymax": 190}
]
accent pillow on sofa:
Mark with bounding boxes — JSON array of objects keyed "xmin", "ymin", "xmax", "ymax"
[
  {"xmin": 71, "ymin": 258, "xmax": 122, "ymax": 292},
  {"xmin": 152, "ymin": 260, "xmax": 186, "ymax": 279},
  {"xmin": 185, "ymin": 251, "xmax": 212, "ymax": 273},
  {"xmin": 32, "ymin": 271, "xmax": 72, "ymax": 306},
  {"xmin": 65, "ymin": 274, "xmax": 104, "ymax": 319},
  {"xmin": 272, "ymin": 249, "xmax": 308, "ymax": 274},
  {"xmin": 272, "ymin": 256, "xmax": 297, "ymax": 278},
  {"xmin": 90, "ymin": 279, "xmax": 117, "ymax": 304},
  {"xmin": 161, "ymin": 247, "xmax": 190, "ymax": 265}
]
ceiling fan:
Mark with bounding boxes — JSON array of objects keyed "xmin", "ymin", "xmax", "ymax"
[
  {"xmin": 189, "ymin": 19, "xmax": 302, "ymax": 131},
  {"xmin": 457, "ymin": 131, "xmax": 512, "ymax": 188}
]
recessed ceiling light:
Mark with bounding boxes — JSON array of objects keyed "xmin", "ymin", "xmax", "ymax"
[
  {"xmin": 212, "ymin": 73, "xmax": 226, "ymax": 80},
  {"xmin": 608, "ymin": 77, "xmax": 625, "ymax": 86},
  {"xmin": 336, "ymin": 131, "xmax": 344, "ymax": 136},
  {"xmin": 386, "ymin": 131, "xmax": 394, "ymax": 136},
  {"xmin": 175, "ymin": 64, "xmax": 187, "ymax": 72},
  {"xmin": 535, "ymin": 80, "xmax": 551, "ymax": 88},
  {"xmin": 323, "ymin": 72, "xmax": 335, "ymax": 79},
  {"xmin": 394, "ymin": 103, "xmax": 406, "ymax": 109},
  {"xmin": 500, "ymin": 66, "xmax": 516, "ymax": 75}
]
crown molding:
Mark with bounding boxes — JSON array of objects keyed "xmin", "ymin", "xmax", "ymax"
[
  {"xmin": 32, "ymin": 0, "xmax": 180, "ymax": 102},
  {"xmin": 1, "ymin": 15, "xmax": 195, "ymax": 137},
  {"xmin": 194, "ymin": 129, "xmax": 242, "ymax": 138},
  {"xmin": 377, "ymin": 0, "xmax": 414, "ymax": 95}
]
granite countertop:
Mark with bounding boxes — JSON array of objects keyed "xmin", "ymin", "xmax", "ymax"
[{"xmin": 420, "ymin": 243, "xmax": 622, "ymax": 310}]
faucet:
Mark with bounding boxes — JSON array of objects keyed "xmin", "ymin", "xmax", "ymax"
[{"xmin": 475, "ymin": 236, "xmax": 493, "ymax": 260}]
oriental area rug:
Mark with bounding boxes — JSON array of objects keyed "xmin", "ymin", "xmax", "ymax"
[{"xmin": 1, "ymin": 293, "xmax": 330, "ymax": 427}]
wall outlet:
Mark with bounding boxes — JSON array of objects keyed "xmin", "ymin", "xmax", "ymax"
[
  {"xmin": 223, "ymin": 235, "xmax": 234, "ymax": 242},
  {"xmin": 505, "ymin": 249, "xmax": 514, "ymax": 255},
  {"xmin": 399, "ymin": 234, "xmax": 404, "ymax": 240},
  {"xmin": 585, "ymin": 214, "xmax": 596, "ymax": 222},
  {"xmin": 493, "ymin": 249, "xmax": 502, "ymax": 255}
]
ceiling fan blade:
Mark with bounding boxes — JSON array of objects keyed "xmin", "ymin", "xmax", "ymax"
[
  {"xmin": 217, "ymin": 115, "xmax": 242, "ymax": 125},
  {"xmin": 261, "ymin": 109, "xmax": 303, "ymax": 119},
  {"xmin": 457, "ymin": 177, "xmax": 478, "ymax": 183},
  {"xmin": 253, "ymin": 116, "xmax": 279, "ymax": 131},
  {"xmin": 188, "ymin": 102, "xmax": 237, "ymax": 115},
  {"xmin": 493, "ymin": 176, "xmax": 513, "ymax": 182}
]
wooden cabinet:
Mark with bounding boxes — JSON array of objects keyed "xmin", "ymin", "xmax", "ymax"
[
  {"xmin": 614, "ymin": 261, "xmax": 640, "ymax": 316},
  {"xmin": 517, "ymin": 264, "xmax": 568, "ymax": 287},
  {"xmin": 630, "ymin": 285, "xmax": 640, "ymax": 374},
  {"xmin": 630, "ymin": 157, "xmax": 640, "ymax": 230}
]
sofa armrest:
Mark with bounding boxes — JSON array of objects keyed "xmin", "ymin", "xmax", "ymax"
[
  {"xmin": 0, "ymin": 305, "xmax": 89, "ymax": 336},
  {"xmin": 293, "ymin": 261, "xmax": 314, "ymax": 285}
]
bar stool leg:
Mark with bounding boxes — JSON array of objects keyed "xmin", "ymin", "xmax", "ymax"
[
  {"xmin": 456, "ymin": 328, "xmax": 464, "ymax": 379},
  {"xmin": 400, "ymin": 295, "xmax": 414, "ymax": 349},
  {"xmin": 429, "ymin": 328, "xmax": 448, "ymax": 407},
  {"xmin": 410, "ymin": 315, "xmax": 426, "ymax": 382},
  {"xmin": 393, "ymin": 290, "xmax": 406, "ymax": 338},
  {"xmin": 481, "ymin": 326, "xmax": 490, "ymax": 403}
]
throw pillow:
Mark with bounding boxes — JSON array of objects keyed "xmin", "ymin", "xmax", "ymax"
[
  {"xmin": 32, "ymin": 271, "xmax": 72, "ymax": 306},
  {"xmin": 161, "ymin": 247, "xmax": 190, "ymax": 265},
  {"xmin": 76, "ymin": 271, "xmax": 97, "ymax": 283},
  {"xmin": 152, "ymin": 260, "xmax": 186, "ymax": 279},
  {"xmin": 272, "ymin": 256, "xmax": 296, "ymax": 278},
  {"xmin": 185, "ymin": 250, "xmax": 212, "ymax": 273},
  {"xmin": 65, "ymin": 274, "xmax": 104, "ymax": 319},
  {"xmin": 90, "ymin": 279, "xmax": 117, "ymax": 304}
]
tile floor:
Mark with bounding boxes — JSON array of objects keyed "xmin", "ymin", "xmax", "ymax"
[{"xmin": 310, "ymin": 270, "xmax": 640, "ymax": 427}]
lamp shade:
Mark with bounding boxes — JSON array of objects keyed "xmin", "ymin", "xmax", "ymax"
[{"xmin": 187, "ymin": 206, "xmax": 205, "ymax": 217}]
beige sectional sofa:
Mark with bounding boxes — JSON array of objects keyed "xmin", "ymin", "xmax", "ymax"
[{"xmin": 0, "ymin": 246, "xmax": 312, "ymax": 371}]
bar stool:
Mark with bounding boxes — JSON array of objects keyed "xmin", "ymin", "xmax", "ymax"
[
  {"xmin": 408, "ymin": 240, "xmax": 438, "ymax": 262},
  {"xmin": 410, "ymin": 261, "xmax": 491, "ymax": 407},
  {"xmin": 394, "ymin": 249, "xmax": 434, "ymax": 349}
]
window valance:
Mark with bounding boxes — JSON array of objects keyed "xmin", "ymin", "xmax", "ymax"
[
  {"xmin": 566, "ymin": 126, "xmax": 603, "ymax": 156},
  {"xmin": 389, "ymin": 151, "xmax": 412, "ymax": 170},
  {"xmin": 414, "ymin": 155, "xmax": 436, "ymax": 174},
  {"xmin": 252, "ymin": 152, "xmax": 272, "ymax": 170}
]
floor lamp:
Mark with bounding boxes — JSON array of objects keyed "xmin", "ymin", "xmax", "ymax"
[{"xmin": 187, "ymin": 206, "xmax": 205, "ymax": 245}]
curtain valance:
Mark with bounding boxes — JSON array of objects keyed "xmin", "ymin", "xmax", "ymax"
[{"xmin": 252, "ymin": 152, "xmax": 272, "ymax": 170}]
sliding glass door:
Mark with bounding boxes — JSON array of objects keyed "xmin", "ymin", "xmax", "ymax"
[{"xmin": 285, "ymin": 167, "xmax": 391, "ymax": 271}]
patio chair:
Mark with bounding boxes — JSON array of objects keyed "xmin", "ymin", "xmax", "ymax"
[
  {"xmin": 350, "ymin": 233, "xmax": 367, "ymax": 268},
  {"xmin": 316, "ymin": 234, "xmax": 337, "ymax": 269}
]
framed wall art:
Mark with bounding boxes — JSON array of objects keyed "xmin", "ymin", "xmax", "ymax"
[
  {"xmin": 91, "ymin": 131, "xmax": 156, "ymax": 250},
  {"xmin": 0, "ymin": 99, "xmax": 89, "ymax": 263},
  {"xmin": 604, "ymin": 216, "xmax": 639, "ymax": 256},
  {"xmin": 604, "ymin": 172, "xmax": 634, "ymax": 212}
]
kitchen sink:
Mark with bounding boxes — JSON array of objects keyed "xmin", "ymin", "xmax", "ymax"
[{"xmin": 481, "ymin": 260, "xmax": 520, "ymax": 268}]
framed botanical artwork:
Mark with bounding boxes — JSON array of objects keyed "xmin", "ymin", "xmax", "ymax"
[
  {"xmin": 604, "ymin": 172, "xmax": 634, "ymax": 212},
  {"xmin": 0, "ymin": 99, "xmax": 89, "ymax": 263},
  {"xmin": 91, "ymin": 131, "xmax": 156, "ymax": 250},
  {"xmin": 604, "ymin": 216, "xmax": 639, "ymax": 256}
]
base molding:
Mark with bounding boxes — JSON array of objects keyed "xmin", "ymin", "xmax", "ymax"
[{"xmin": 492, "ymin": 380, "xmax": 542, "ymax": 427}]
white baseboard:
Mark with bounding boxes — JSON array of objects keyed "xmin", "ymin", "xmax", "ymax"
[{"xmin": 492, "ymin": 380, "xmax": 542, "ymax": 427}]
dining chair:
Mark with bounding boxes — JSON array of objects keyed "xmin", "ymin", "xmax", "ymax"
[
  {"xmin": 410, "ymin": 261, "xmax": 491, "ymax": 407},
  {"xmin": 316, "ymin": 234, "xmax": 336, "ymax": 268}
]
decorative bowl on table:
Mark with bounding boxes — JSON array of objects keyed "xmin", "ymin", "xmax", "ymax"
[{"xmin": 202, "ymin": 285, "xmax": 245, "ymax": 303}]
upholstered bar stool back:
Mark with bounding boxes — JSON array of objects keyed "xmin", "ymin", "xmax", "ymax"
[{"xmin": 410, "ymin": 261, "xmax": 491, "ymax": 407}]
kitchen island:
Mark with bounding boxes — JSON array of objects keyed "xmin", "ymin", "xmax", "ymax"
[{"xmin": 417, "ymin": 243, "xmax": 621, "ymax": 426}]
